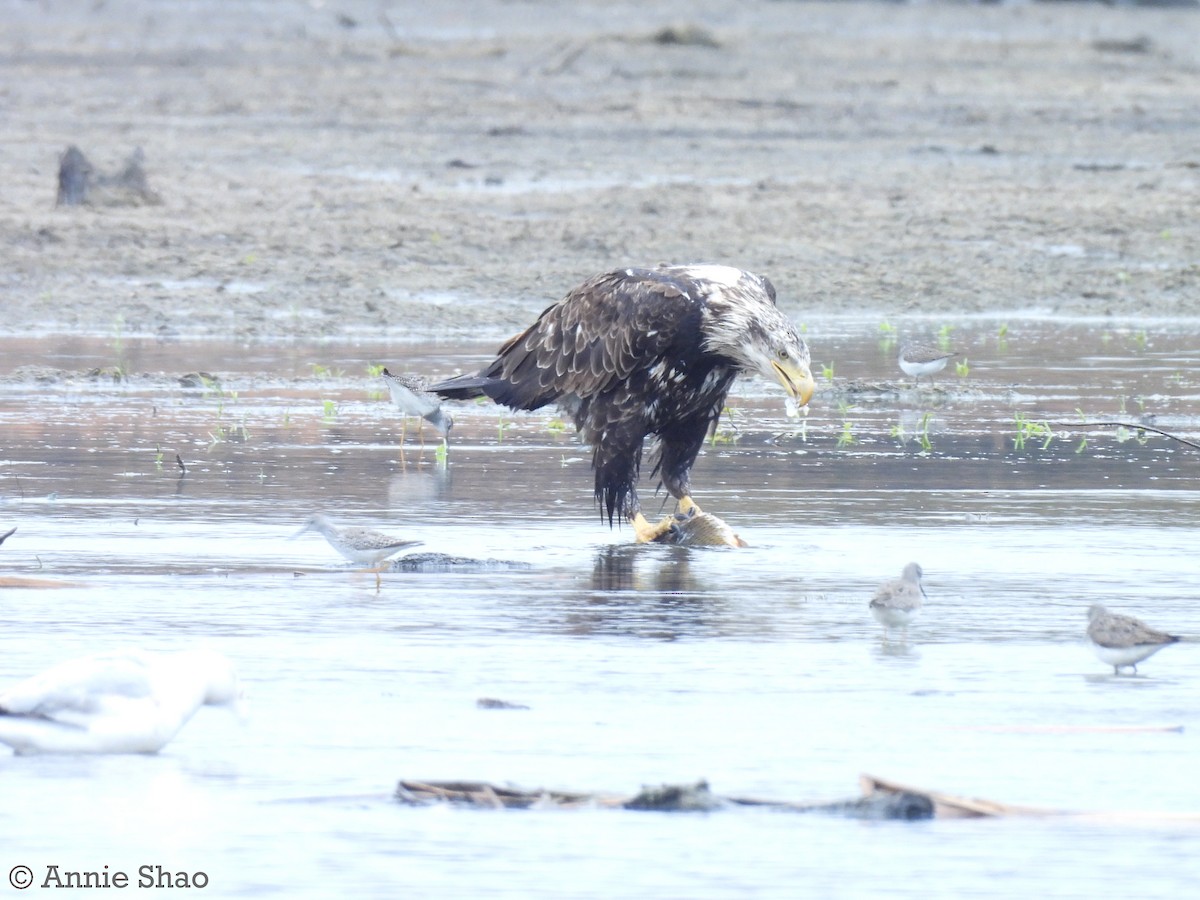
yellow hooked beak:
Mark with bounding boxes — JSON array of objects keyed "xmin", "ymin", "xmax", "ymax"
[{"xmin": 771, "ymin": 360, "xmax": 816, "ymax": 409}]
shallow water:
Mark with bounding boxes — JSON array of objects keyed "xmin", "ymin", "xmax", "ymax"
[{"xmin": 1, "ymin": 319, "xmax": 1199, "ymax": 897}]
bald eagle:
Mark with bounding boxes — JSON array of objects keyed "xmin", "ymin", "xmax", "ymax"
[{"xmin": 430, "ymin": 265, "xmax": 815, "ymax": 542}]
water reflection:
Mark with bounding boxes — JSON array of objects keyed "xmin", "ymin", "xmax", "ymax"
[
  {"xmin": 872, "ymin": 640, "xmax": 921, "ymax": 664},
  {"xmin": 589, "ymin": 544, "xmax": 698, "ymax": 594},
  {"xmin": 385, "ymin": 460, "xmax": 453, "ymax": 509}
]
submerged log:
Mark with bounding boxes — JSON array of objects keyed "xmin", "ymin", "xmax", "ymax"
[
  {"xmin": 623, "ymin": 780, "xmax": 723, "ymax": 812},
  {"xmin": 394, "ymin": 775, "xmax": 1200, "ymax": 824},
  {"xmin": 394, "ymin": 777, "xmax": 935, "ymax": 819}
]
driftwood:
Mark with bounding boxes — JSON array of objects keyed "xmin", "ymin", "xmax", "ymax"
[
  {"xmin": 395, "ymin": 778, "xmax": 933, "ymax": 820},
  {"xmin": 862, "ymin": 774, "xmax": 1200, "ymax": 825},
  {"xmin": 395, "ymin": 775, "xmax": 1200, "ymax": 825},
  {"xmin": 0, "ymin": 576, "xmax": 79, "ymax": 589}
]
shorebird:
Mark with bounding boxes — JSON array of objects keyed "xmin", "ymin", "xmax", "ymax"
[
  {"xmin": 381, "ymin": 369, "xmax": 453, "ymax": 448},
  {"xmin": 293, "ymin": 514, "xmax": 422, "ymax": 566},
  {"xmin": 869, "ymin": 562, "xmax": 926, "ymax": 639},
  {"xmin": 898, "ymin": 343, "xmax": 957, "ymax": 385},
  {"xmin": 0, "ymin": 648, "xmax": 242, "ymax": 755},
  {"xmin": 1087, "ymin": 604, "xmax": 1181, "ymax": 675}
]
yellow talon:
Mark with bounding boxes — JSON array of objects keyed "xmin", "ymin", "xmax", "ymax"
[
  {"xmin": 677, "ymin": 496, "xmax": 700, "ymax": 517},
  {"xmin": 632, "ymin": 512, "xmax": 675, "ymax": 543}
]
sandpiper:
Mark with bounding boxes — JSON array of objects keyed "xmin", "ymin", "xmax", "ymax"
[
  {"xmin": 381, "ymin": 369, "xmax": 453, "ymax": 447},
  {"xmin": 293, "ymin": 514, "xmax": 422, "ymax": 566},
  {"xmin": 1086, "ymin": 604, "xmax": 1181, "ymax": 675},
  {"xmin": 870, "ymin": 562, "xmax": 926, "ymax": 639},
  {"xmin": 898, "ymin": 343, "xmax": 957, "ymax": 385}
]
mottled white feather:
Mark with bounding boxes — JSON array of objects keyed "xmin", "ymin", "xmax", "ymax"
[
  {"xmin": 870, "ymin": 562, "xmax": 926, "ymax": 635},
  {"xmin": 0, "ymin": 648, "xmax": 241, "ymax": 755},
  {"xmin": 1087, "ymin": 605, "xmax": 1180, "ymax": 675},
  {"xmin": 294, "ymin": 513, "xmax": 422, "ymax": 565}
]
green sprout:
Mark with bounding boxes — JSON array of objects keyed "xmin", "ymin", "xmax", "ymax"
[
  {"xmin": 836, "ymin": 419, "xmax": 856, "ymax": 448},
  {"xmin": 1012, "ymin": 412, "xmax": 1055, "ymax": 451},
  {"xmin": 917, "ymin": 412, "xmax": 933, "ymax": 451},
  {"xmin": 937, "ymin": 324, "xmax": 954, "ymax": 351},
  {"xmin": 878, "ymin": 321, "xmax": 897, "ymax": 352}
]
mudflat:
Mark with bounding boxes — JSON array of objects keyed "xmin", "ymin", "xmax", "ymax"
[{"xmin": 3, "ymin": 0, "xmax": 1198, "ymax": 340}]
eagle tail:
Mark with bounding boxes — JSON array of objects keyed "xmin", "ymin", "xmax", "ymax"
[{"xmin": 427, "ymin": 374, "xmax": 491, "ymax": 401}]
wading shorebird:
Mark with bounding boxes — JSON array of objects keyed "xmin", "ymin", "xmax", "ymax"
[
  {"xmin": 293, "ymin": 514, "xmax": 423, "ymax": 588},
  {"xmin": 898, "ymin": 343, "xmax": 957, "ymax": 386},
  {"xmin": 1087, "ymin": 604, "xmax": 1181, "ymax": 675},
  {"xmin": 869, "ymin": 562, "xmax": 926, "ymax": 640},
  {"xmin": 381, "ymin": 369, "xmax": 453, "ymax": 448}
]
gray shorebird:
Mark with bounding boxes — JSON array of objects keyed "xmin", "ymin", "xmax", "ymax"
[
  {"xmin": 293, "ymin": 514, "xmax": 422, "ymax": 566},
  {"xmin": 898, "ymin": 343, "xmax": 957, "ymax": 385},
  {"xmin": 869, "ymin": 562, "xmax": 926, "ymax": 639},
  {"xmin": 1086, "ymin": 604, "xmax": 1181, "ymax": 675},
  {"xmin": 0, "ymin": 648, "xmax": 241, "ymax": 755},
  {"xmin": 381, "ymin": 369, "xmax": 453, "ymax": 448}
]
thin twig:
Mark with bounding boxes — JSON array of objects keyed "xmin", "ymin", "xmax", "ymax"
[{"xmin": 1054, "ymin": 421, "xmax": 1200, "ymax": 452}]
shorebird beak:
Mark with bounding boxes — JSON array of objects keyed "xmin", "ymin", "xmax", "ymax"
[{"xmin": 771, "ymin": 360, "xmax": 815, "ymax": 409}]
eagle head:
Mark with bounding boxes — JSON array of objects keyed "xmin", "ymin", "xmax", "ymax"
[{"xmin": 699, "ymin": 270, "xmax": 816, "ymax": 409}]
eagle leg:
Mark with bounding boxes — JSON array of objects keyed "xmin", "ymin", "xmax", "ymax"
[
  {"xmin": 631, "ymin": 512, "xmax": 676, "ymax": 543},
  {"xmin": 676, "ymin": 496, "xmax": 701, "ymax": 517}
]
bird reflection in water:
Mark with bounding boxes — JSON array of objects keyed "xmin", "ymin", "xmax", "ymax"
[{"xmin": 590, "ymin": 544, "xmax": 699, "ymax": 594}]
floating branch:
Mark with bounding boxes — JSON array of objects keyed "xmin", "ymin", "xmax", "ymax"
[{"xmin": 1055, "ymin": 421, "xmax": 1200, "ymax": 452}]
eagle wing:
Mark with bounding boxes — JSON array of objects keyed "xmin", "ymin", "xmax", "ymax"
[{"xmin": 444, "ymin": 268, "xmax": 705, "ymax": 411}]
